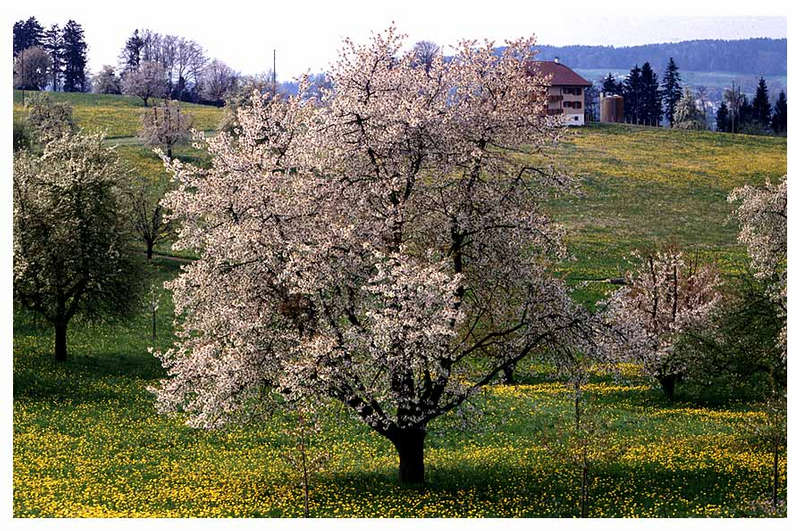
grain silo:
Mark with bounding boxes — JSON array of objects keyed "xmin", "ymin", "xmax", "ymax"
[{"xmin": 600, "ymin": 94, "xmax": 624, "ymax": 123}]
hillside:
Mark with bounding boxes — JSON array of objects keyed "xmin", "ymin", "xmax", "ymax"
[
  {"xmin": 533, "ymin": 38, "xmax": 787, "ymax": 76},
  {"xmin": 537, "ymin": 123, "xmax": 786, "ymax": 301},
  {"xmin": 12, "ymin": 93, "xmax": 787, "ymax": 287},
  {"xmin": 12, "ymin": 93, "xmax": 788, "ymax": 518},
  {"xmin": 12, "ymin": 90, "xmax": 224, "ymax": 138}
]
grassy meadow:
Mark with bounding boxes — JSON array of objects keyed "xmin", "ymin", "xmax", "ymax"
[
  {"xmin": 545, "ymin": 124, "xmax": 786, "ymax": 302},
  {"xmin": 12, "ymin": 276, "xmax": 786, "ymax": 516},
  {"xmin": 13, "ymin": 90, "xmax": 223, "ymax": 138},
  {"xmin": 12, "ymin": 94, "xmax": 788, "ymax": 517}
]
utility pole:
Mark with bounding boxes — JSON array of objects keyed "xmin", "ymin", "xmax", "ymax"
[{"xmin": 273, "ymin": 49, "xmax": 277, "ymax": 93}]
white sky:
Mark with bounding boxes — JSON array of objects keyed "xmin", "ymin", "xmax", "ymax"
[{"xmin": 3, "ymin": 1, "xmax": 790, "ymax": 80}]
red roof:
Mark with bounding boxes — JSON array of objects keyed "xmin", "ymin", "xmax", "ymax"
[{"xmin": 528, "ymin": 61, "xmax": 592, "ymax": 87}]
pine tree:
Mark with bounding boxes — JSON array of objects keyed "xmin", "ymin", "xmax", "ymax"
[
  {"xmin": 752, "ymin": 77, "xmax": 772, "ymax": 129},
  {"xmin": 601, "ymin": 73, "xmax": 622, "ymax": 95},
  {"xmin": 121, "ymin": 29, "xmax": 145, "ymax": 73},
  {"xmin": 661, "ymin": 57, "xmax": 682, "ymax": 127},
  {"xmin": 61, "ymin": 20, "xmax": 88, "ymax": 92},
  {"xmin": 13, "ymin": 17, "xmax": 44, "ymax": 56},
  {"xmin": 42, "ymin": 24, "xmax": 62, "ymax": 91},
  {"xmin": 715, "ymin": 101, "xmax": 730, "ymax": 132},
  {"xmin": 771, "ymin": 91, "xmax": 787, "ymax": 134},
  {"xmin": 640, "ymin": 62, "xmax": 662, "ymax": 126},
  {"xmin": 623, "ymin": 65, "xmax": 642, "ymax": 123},
  {"xmin": 739, "ymin": 96, "xmax": 754, "ymax": 133}
]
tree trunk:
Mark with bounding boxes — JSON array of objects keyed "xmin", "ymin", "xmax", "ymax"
[
  {"xmin": 580, "ymin": 450, "xmax": 589, "ymax": 518},
  {"xmin": 501, "ymin": 362, "xmax": 516, "ymax": 385},
  {"xmin": 392, "ymin": 428, "xmax": 426, "ymax": 485},
  {"xmin": 167, "ymin": 146, "xmax": 173, "ymax": 159},
  {"xmin": 772, "ymin": 435, "xmax": 779, "ymax": 509},
  {"xmin": 146, "ymin": 240, "xmax": 154, "ymax": 260},
  {"xmin": 54, "ymin": 321, "xmax": 68, "ymax": 362},
  {"xmin": 657, "ymin": 374, "xmax": 677, "ymax": 400}
]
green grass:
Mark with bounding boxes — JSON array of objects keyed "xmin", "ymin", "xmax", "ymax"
[
  {"xmin": 13, "ymin": 260, "xmax": 784, "ymax": 517},
  {"xmin": 13, "ymin": 90, "xmax": 224, "ymax": 138},
  {"xmin": 13, "ymin": 117, "xmax": 787, "ymax": 517},
  {"xmin": 540, "ymin": 123, "xmax": 786, "ymax": 302}
]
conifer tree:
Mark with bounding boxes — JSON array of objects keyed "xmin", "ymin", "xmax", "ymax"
[
  {"xmin": 661, "ymin": 57, "xmax": 682, "ymax": 127},
  {"xmin": 42, "ymin": 24, "xmax": 62, "ymax": 91},
  {"xmin": 601, "ymin": 73, "xmax": 622, "ymax": 95},
  {"xmin": 640, "ymin": 62, "xmax": 662, "ymax": 126},
  {"xmin": 61, "ymin": 20, "xmax": 88, "ymax": 92},
  {"xmin": 752, "ymin": 77, "xmax": 772, "ymax": 129},
  {"xmin": 121, "ymin": 29, "xmax": 145, "ymax": 73},
  {"xmin": 13, "ymin": 17, "xmax": 44, "ymax": 56},
  {"xmin": 771, "ymin": 91, "xmax": 787, "ymax": 134},
  {"xmin": 715, "ymin": 101, "xmax": 730, "ymax": 132},
  {"xmin": 623, "ymin": 65, "xmax": 642, "ymax": 123},
  {"xmin": 739, "ymin": 96, "xmax": 754, "ymax": 132}
]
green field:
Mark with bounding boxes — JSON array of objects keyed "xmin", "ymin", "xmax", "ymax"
[
  {"xmin": 545, "ymin": 123, "xmax": 786, "ymax": 301},
  {"xmin": 12, "ymin": 96, "xmax": 787, "ymax": 517},
  {"xmin": 13, "ymin": 90, "xmax": 224, "ymax": 138}
]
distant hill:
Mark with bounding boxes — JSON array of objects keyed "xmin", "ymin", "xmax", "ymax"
[
  {"xmin": 531, "ymin": 38, "xmax": 786, "ymax": 76},
  {"xmin": 269, "ymin": 38, "xmax": 790, "ymax": 102}
]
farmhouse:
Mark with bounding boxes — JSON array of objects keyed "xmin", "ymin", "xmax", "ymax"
[{"xmin": 531, "ymin": 59, "xmax": 592, "ymax": 126}]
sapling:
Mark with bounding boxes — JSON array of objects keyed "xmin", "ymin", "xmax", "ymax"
[{"xmin": 279, "ymin": 402, "xmax": 330, "ymax": 517}]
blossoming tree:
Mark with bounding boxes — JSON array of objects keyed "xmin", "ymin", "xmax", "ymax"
[
  {"xmin": 152, "ymin": 27, "xmax": 612, "ymax": 484},
  {"xmin": 606, "ymin": 247, "xmax": 721, "ymax": 398},
  {"xmin": 139, "ymin": 101, "xmax": 193, "ymax": 159},
  {"xmin": 14, "ymin": 133, "xmax": 142, "ymax": 361},
  {"xmin": 728, "ymin": 176, "xmax": 787, "ymax": 359}
]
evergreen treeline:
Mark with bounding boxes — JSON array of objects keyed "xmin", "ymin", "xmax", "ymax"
[
  {"xmin": 534, "ymin": 38, "xmax": 786, "ymax": 75},
  {"xmin": 715, "ymin": 78, "xmax": 786, "ymax": 135},
  {"xmin": 599, "ymin": 57, "xmax": 786, "ymax": 135}
]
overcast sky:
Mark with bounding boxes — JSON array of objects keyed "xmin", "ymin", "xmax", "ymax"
[{"xmin": 5, "ymin": 1, "xmax": 788, "ymax": 80}]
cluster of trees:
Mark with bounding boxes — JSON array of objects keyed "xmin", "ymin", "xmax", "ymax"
[
  {"xmin": 716, "ymin": 78, "xmax": 787, "ymax": 135},
  {"xmin": 12, "ymin": 17, "xmax": 250, "ymax": 107},
  {"xmin": 13, "ymin": 17, "xmax": 88, "ymax": 92},
  {"xmin": 113, "ymin": 29, "xmax": 239, "ymax": 105},
  {"xmin": 600, "ymin": 57, "xmax": 787, "ymax": 134},
  {"xmin": 600, "ymin": 61, "xmax": 671, "ymax": 126},
  {"xmin": 105, "ymin": 28, "xmax": 251, "ymax": 107},
  {"xmin": 90, "ymin": 28, "xmax": 240, "ymax": 106}
]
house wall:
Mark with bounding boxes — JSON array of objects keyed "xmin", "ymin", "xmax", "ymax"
[{"xmin": 546, "ymin": 86, "xmax": 585, "ymax": 126}]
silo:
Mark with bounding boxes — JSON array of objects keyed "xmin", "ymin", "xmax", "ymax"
[{"xmin": 600, "ymin": 95, "xmax": 624, "ymax": 123}]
